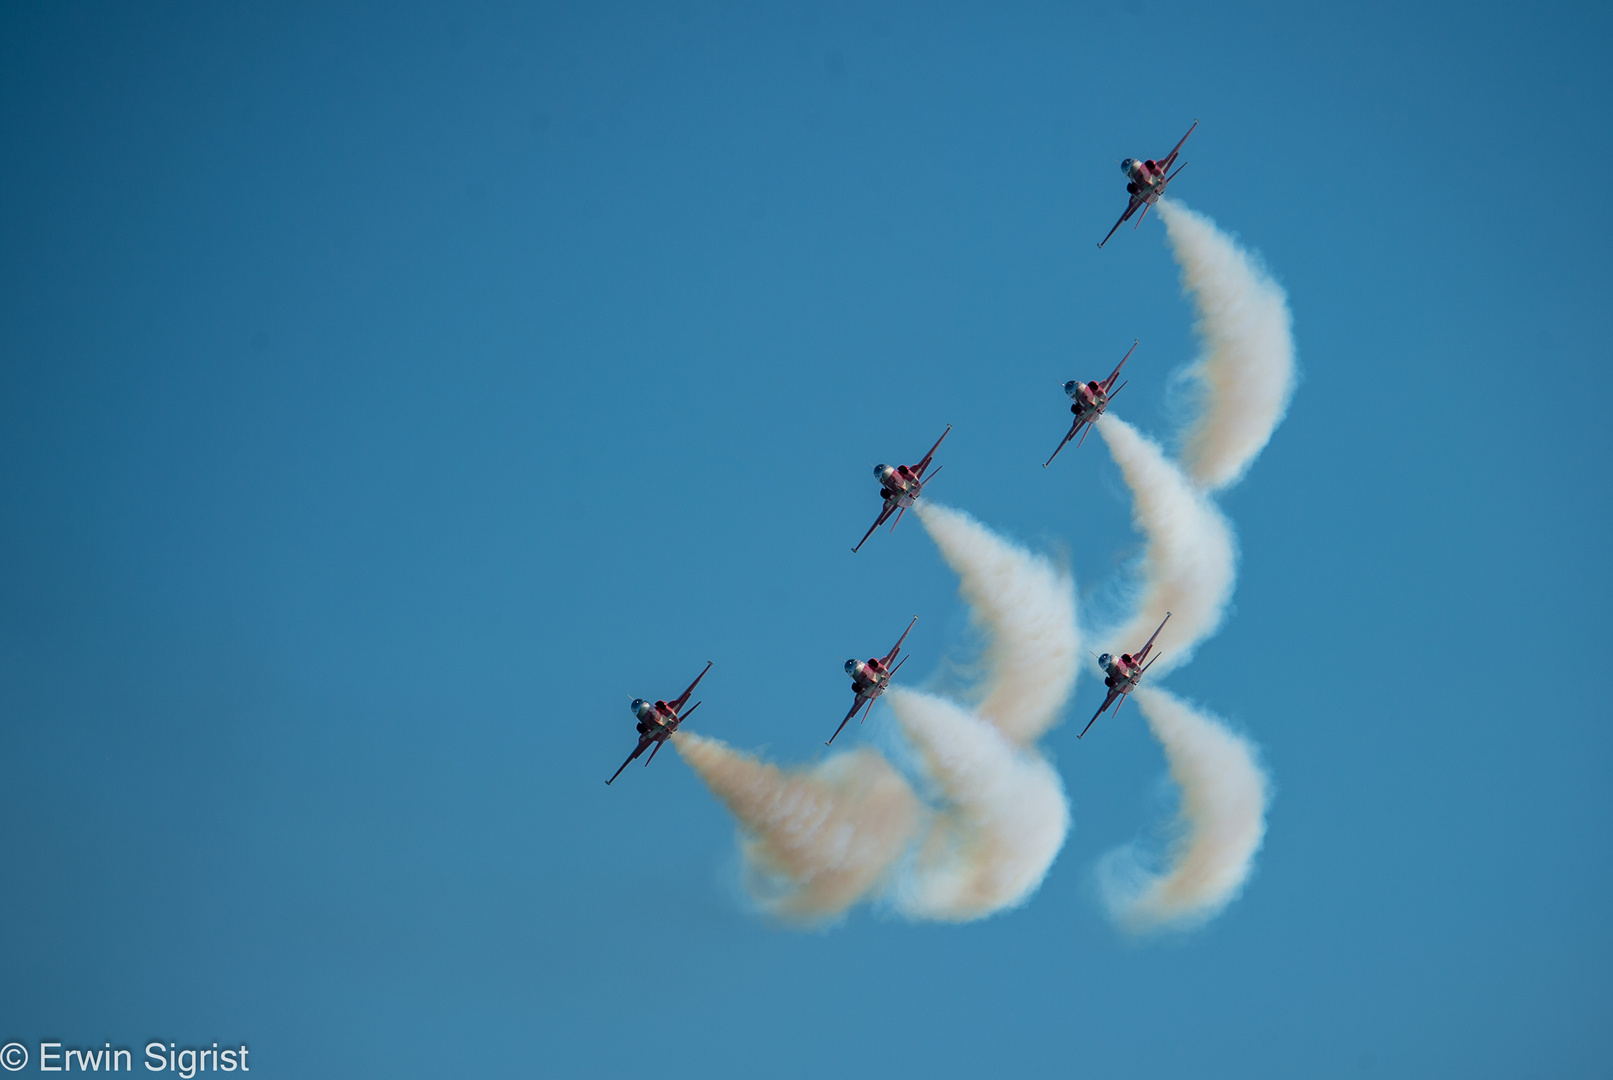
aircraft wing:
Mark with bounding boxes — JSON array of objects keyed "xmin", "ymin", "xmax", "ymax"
[
  {"xmin": 606, "ymin": 735, "xmax": 652, "ymax": 785},
  {"xmin": 1159, "ymin": 119, "xmax": 1198, "ymax": 171},
  {"xmin": 1098, "ymin": 196, "xmax": 1144, "ymax": 248},
  {"xmin": 1133, "ymin": 611, "xmax": 1173, "ymax": 665},
  {"xmin": 882, "ymin": 616, "xmax": 919, "ymax": 665},
  {"xmin": 669, "ymin": 662, "xmax": 713, "ymax": 712},
  {"xmin": 914, "ymin": 425, "xmax": 952, "ymax": 477},
  {"xmin": 1043, "ymin": 416, "xmax": 1086, "ymax": 468},
  {"xmin": 1078, "ymin": 687, "xmax": 1123, "ymax": 739},
  {"xmin": 827, "ymin": 695, "xmax": 869, "ymax": 746},
  {"xmin": 853, "ymin": 500, "xmax": 898, "ymax": 553},
  {"xmin": 1101, "ymin": 340, "xmax": 1139, "ymax": 394}
]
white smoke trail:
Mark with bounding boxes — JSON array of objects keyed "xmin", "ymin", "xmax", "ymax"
[
  {"xmin": 1096, "ymin": 687, "xmax": 1268, "ymax": 931},
  {"xmin": 888, "ymin": 689, "xmax": 1070, "ymax": 921},
  {"xmin": 675, "ymin": 503, "xmax": 1080, "ymax": 924},
  {"xmin": 915, "ymin": 502, "xmax": 1080, "ymax": 746},
  {"xmin": 1094, "ymin": 415, "xmax": 1236, "ymax": 676},
  {"xmin": 673, "ymin": 732, "xmax": 925, "ymax": 924},
  {"xmin": 1157, "ymin": 199, "xmax": 1297, "ymax": 493}
]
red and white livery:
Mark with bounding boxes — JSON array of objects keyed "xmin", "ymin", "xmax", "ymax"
[
  {"xmin": 853, "ymin": 426, "xmax": 951, "ymax": 553},
  {"xmin": 1044, "ymin": 340, "xmax": 1138, "ymax": 468},
  {"xmin": 606, "ymin": 661, "xmax": 711, "ymax": 785},
  {"xmin": 1097, "ymin": 120, "xmax": 1197, "ymax": 248},
  {"xmin": 1078, "ymin": 613, "xmax": 1171, "ymax": 739},
  {"xmin": 827, "ymin": 617, "xmax": 917, "ymax": 745}
]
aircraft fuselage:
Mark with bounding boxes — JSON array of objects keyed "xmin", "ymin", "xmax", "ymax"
[
  {"xmin": 846, "ymin": 657, "xmax": 891, "ymax": 699},
  {"xmin": 632, "ymin": 697, "xmax": 678, "ymax": 735},
  {"xmin": 875, "ymin": 463, "xmax": 923, "ymax": 508},
  {"xmin": 1122, "ymin": 157, "xmax": 1170, "ymax": 201},
  {"xmin": 1099, "ymin": 652, "xmax": 1144, "ymax": 693},
  {"xmin": 1064, "ymin": 379, "xmax": 1108, "ymax": 417}
]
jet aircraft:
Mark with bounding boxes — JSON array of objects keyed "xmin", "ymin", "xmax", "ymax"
[
  {"xmin": 1078, "ymin": 613, "xmax": 1171, "ymax": 739},
  {"xmin": 1097, "ymin": 120, "xmax": 1197, "ymax": 248},
  {"xmin": 606, "ymin": 661, "xmax": 711, "ymax": 785},
  {"xmin": 1043, "ymin": 340, "xmax": 1138, "ymax": 467},
  {"xmin": 827, "ymin": 617, "xmax": 917, "ymax": 745},
  {"xmin": 852, "ymin": 426, "xmax": 951, "ymax": 553}
]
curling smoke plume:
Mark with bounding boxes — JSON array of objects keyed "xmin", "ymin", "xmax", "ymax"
[
  {"xmin": 673, "ymin": 732, "xmax": 924, "ymax": 924},
  {"xmin": 882, "ymin": 503, "xmax": 1078, "ymax": 921},
  {"xmin": 1094, "ymin": 415, "xmax": 1235, "ymax": 675},
  {"xmin": 915, "ymin": 502, "xmax": 1080, "ymax": 746},
  {"xmin": 888, "ymin": 689, "xmax": 1070, "ymax": 920},
  {"xmin": 675, "ymin": 503, "xmax": 1079, "ymax": 924},
  {"xmin": 1096, "ymin": 687, "xmax": 1268, "ymax": 931},
  {"xmin": 1157, "ymin": 199, "xmax": 1297, "ymax": 493}
]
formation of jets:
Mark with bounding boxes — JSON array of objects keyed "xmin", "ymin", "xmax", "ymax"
[{"xmin": 609, "ymin": 121, "xmax": 1199, "ymax": 783}]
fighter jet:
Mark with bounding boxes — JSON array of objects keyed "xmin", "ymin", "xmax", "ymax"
[
  {"xmin": 1097, "ymin": 120, "xmax": 1197, "ymax": 248},
  {"xmin": 827, "ymin": 617, "xmax": 917, "ymax": 745},
  {"xmin": 1078, "ymin": 613, "xmax": 1171, "ymax": 739},
  {"xmin": 606, "ymin": 661, "xmax": 711, "ymax": 785},
  {"xmin": 1043, "ymin": 340, "xmax": 1138, "ymax": 467},
  {"xmin": 853, "ymin": 426, "xmax": 950, "ymax": 553}
]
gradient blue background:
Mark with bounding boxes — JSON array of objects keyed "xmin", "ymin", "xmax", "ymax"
[{"xmin": 2, "ymin": 2, "xmax": 1609, "ymax": 1076}]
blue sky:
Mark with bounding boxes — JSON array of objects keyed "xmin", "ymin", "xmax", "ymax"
[{"xmin": 1, "ymin": 1, "xmax": 1609, "ymax": 1076}]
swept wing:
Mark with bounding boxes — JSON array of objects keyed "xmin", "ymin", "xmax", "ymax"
[
  {"xmin": 913, "ymin": 425, "xmax": 952, "ymax": 478},
  {"xmin": 669, "ymin": 661, "xmax": 713, "ymax": 713},
  {"xmin": 1078, "ymin": 686, "xmax": 1123, "ymax": 739},
  {"xmin": 853, "ymin": 499, "xmax": 899, "ymax": 553},
  {"xmin": 1098, "ymin": 195, "xmax": 1145, "ymax": 249},
  {"xmin": 881, "ymin": 616, "xmax": 918, "ymax": 666},
  {"xmin": 1133, "ymin": 612, "xmax": 1172, "ymax": 666}
]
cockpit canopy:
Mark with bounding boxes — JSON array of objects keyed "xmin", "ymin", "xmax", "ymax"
[
  {"xmin": 1120, "ymin": 158, "xmax": 1134, "ymax": 173},
  {"xmin": 844, "ymin": 659, "xmax": 859, "ymax": 674},
  {"xmin": 1063, "ymin": 379, "xmax": 1080, "ymax": 395},
  {"xmin": 1097, "ymin": 653, "xmax": 1111, "ymax": 669}
]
